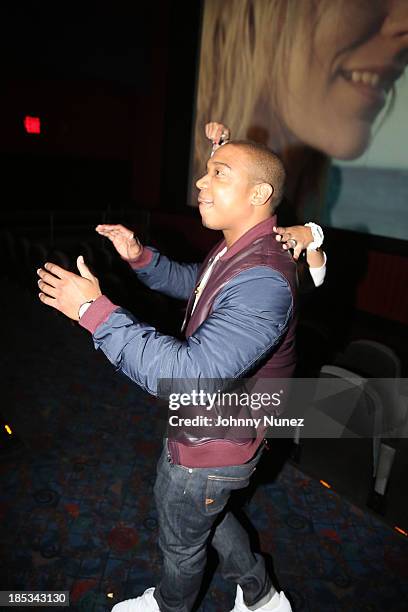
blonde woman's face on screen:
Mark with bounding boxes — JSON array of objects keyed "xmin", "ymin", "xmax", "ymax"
[{"xmin": 279, "ymin": 0, "xmax": 408, "ymax": 159}]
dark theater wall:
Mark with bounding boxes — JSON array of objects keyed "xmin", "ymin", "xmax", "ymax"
[{"xmin": 0, "ymin": 1, "xmax": 201, "ymax": 213}]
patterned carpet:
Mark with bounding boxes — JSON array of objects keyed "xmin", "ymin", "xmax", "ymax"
[{"xmin": 1, "ymin": 290, "xmax": 407, "ymax": 612}]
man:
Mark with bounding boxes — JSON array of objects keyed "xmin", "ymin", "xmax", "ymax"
[{"xmin": 37, "ymin": 140, "xmax": 296, "ymax": 612}]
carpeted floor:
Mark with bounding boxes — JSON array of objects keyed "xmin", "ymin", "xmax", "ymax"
[{"xmin": 1, "ymin": 289, "xmax": 407, "ymax": 611}]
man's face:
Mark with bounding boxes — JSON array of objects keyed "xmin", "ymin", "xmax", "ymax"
[{"xmin": 196, "ymin": 145, "xmax": 255, "ymax": 231}]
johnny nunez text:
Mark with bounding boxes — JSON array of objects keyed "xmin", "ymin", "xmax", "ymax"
[{"xmin": 168, "ymin": 415, "xmax": 304, "ymax": 428}]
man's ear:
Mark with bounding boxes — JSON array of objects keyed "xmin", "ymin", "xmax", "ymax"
[{"xmin": 251, "ymin": 183, "xmax": 274, "ymax": 207}]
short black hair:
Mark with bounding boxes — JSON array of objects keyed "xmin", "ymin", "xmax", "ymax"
[{"xmin": 226, "ymin": 139, "xmax": 286, "ymax": 210}]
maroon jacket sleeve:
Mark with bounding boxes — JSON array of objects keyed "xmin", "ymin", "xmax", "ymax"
[{"xmin": 79, "ymin": 295, "xmax": 119, "ymax": 334}]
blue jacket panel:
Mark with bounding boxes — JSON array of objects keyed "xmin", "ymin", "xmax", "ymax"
[
  {"xmin": 92, "ymin": 266, "xmax": 293, "ymax": 396},
  {"xmin": 135, "ymin": 247, "xmax": 200, "ymax": 301}
]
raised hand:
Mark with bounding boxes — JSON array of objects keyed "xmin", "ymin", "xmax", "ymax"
[
  {"xmin": 37, "ymin": 256, "xmax": 102, "ymax": 320},
  {"xmin": 95, "ymin": 224, "xmax": 143, "ymax": 261},
  {"xmin": 272, "ymin": 225, "xmax": 314, "ymax": 262},
  {"xmin": 205, "ymin": 121, "xmax": 231, "ymax": 150}
]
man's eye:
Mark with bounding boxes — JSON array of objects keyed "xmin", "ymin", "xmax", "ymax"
[{"xmin": 215, "ymin": 169, "xmax": 223, "ymax": 176}]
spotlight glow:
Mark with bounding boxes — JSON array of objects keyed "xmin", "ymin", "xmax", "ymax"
[
  {"xmin": 394, "ymin": 526, "xmax": 408, "ymax": 537},
  {"xmin": 319, "ymin": 479, "xmax": 331, "ymax": 489}
]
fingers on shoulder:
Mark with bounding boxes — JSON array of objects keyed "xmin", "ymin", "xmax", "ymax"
[{"xmin": 273, "ymin": 226, "xmax": 286, "ymax": 235}]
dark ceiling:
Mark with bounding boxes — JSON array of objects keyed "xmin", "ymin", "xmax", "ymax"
[{"xmin": 0, "ymin": 2, "xmax": 159, "ymax": 88}]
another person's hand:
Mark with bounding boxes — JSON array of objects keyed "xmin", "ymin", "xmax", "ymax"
[
  {"xmin": 37, "ymin": 256, "xmax": 102, "ymax": 320},
  {"xmin": 95, "ymin": 224, "xmax": 142, "ymax": 260},
  {"xmin": 273, "ymin": 225, "xmax": 313, "ymax": 261},
  {"xmin": 205, "ymin": 122, "xmax": 230, "ymax": 150}
]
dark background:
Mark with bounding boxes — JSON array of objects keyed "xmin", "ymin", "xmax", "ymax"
[
  {"xmin": 0, "ymin": 1, "xmax": 202, "ymax": 212},
  {"xmin": 1, "ymin": 1, "xmax": 407, "ymax": 530}
]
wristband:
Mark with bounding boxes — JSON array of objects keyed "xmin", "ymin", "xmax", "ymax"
[
  {"xmin": 304, "ymin": 222, "xmax": 324, "ymax": 251},
  {"xmin": 78, "ymin": 299, "xmax": 95, "ymax": 319}
]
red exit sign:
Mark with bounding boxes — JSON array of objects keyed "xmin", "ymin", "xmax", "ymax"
[{"xmin": 24, "ymin": 116, "xmax": 41, "ymax": 134}]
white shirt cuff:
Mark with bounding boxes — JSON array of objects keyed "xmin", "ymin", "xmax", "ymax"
[
  {"xmin": 308, "ymin": 251, "xmax": 327, "ymax": 287},
  {"xmin": 78, "ymin": 301, "xmax": 94, "ymax": 319}
]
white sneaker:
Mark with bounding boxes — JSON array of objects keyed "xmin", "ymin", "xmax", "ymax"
[
  {"xmin": 230, "ymin": 584, "xmax": 292, "ymax": 612},
  {"xmin": 111, "ymin": 587, "xmax": 160, "ymax": 611}
]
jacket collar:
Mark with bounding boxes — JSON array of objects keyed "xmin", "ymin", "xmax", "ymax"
[{"xmin": 219, "ymin": 215, "xmax": 277, "ymax": 261}]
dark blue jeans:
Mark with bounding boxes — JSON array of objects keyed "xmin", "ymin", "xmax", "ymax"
[{"xmin": 153, "ymin": 439, "xmax": 272, "ymax": 612}]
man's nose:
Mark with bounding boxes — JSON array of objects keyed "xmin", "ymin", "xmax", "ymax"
[{"xmin": 196, "ymin": 174, "xmax": 208, "ymax": 190}]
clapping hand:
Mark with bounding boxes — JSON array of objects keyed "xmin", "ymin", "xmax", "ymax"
[
  {"xmin": 95, "ymin": 224, "xmax": 143, "ymax": 261},
  {"xmin": 37, "ymin": 256, "xmax": 102, "ymax": 320}
]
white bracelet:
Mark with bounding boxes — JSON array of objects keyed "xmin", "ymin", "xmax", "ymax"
[{"xmin": 304, "ymin": 222, "xmax": 324, "ymax": 251}]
